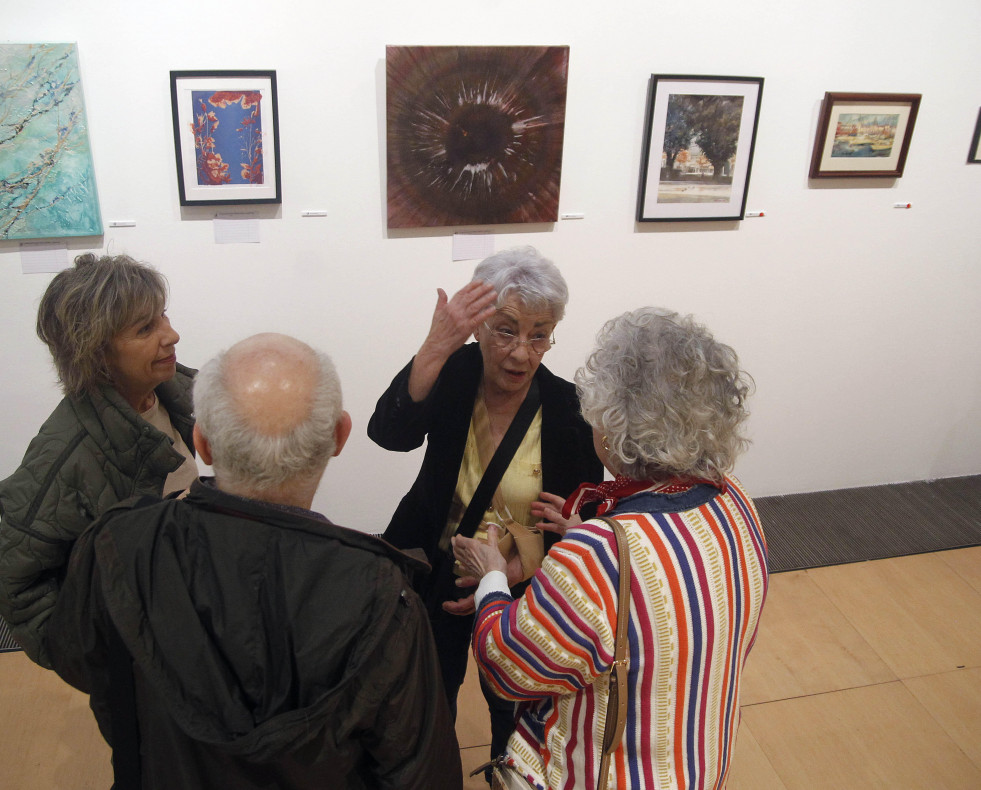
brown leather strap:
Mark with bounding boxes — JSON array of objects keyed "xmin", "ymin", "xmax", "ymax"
[{"xmin": 596, "ymin": 516, "xmax": 631, "ymax": 790}]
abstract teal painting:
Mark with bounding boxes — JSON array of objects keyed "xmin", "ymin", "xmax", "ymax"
[{"xmin": 0, "ymin": 43, "xmax": 103, "ymax": 240}]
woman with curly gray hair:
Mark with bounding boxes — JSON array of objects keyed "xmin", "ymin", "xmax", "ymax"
[
  {"xmin": 577, "ymin": 306, "xmax": 751, "ymax": 487},
  {"xmin": 0, "ymin": 253, "xmax": 197, "ymax": 668},
  {"xmin": 453, "ymin": 307, "xmax": 768, "ymax": 790}
]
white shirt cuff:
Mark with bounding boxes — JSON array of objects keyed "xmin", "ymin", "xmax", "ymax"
[{"xmin": 475, "ymin": 571, "xmax": 510, "ymax": 609}]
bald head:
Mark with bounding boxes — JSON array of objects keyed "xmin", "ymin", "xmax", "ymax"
[
  {"xmin": 223, "ymin": 333, "xmax": 320, "ymax": 439},
  {"xmin": 192, "ymin": 333, "xmax": 350, "ymax": 504}
]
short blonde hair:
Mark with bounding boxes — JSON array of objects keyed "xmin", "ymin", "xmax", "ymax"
[
  {"xmin": 36, "ymin": 253, "xmax": 168, "ymax": 396},
  {"xmin": 577, "ymin": 308, "xmax": 753, "ymax": 484}
]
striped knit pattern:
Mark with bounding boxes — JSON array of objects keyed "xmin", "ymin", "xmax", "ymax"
[{"xmin": 473, "ymin": 476, "xmax": 768, "ymax": 790}]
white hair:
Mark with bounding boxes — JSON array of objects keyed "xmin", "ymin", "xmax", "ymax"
[
  {"xmin": 472, "ymin": 246, "xmax": 569, "ymax": 322},
  {"xmin": 193, "ymin": 344, "xmax": 343, "ymax": 492}
]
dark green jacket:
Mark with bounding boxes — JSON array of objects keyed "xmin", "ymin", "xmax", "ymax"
[
  {"xmin": 0, "ymin": 364, "xmax": 195, "ymax": 667},
  {"xmin": 48, "ymin": 479, "xmax": 461, "ymax": 790}
]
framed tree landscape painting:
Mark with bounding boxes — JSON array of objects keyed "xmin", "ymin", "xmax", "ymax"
[
  {"xmin": 809, "ymin": 92, "xmax": 921, "ymax": 178},
  {"xmin": 637, "ymin": 74, "xmax": 763, "ymax": 222},
  {"xmin": 170, "ymin": 70, "xmax": 281, "ymax": 205}
]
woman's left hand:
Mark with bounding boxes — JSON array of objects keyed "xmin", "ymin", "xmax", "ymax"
[{"xmin": 451, "ymin": 523, "xmax": 508, "ymax": 579}]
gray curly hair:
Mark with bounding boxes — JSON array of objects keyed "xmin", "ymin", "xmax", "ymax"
[{"xmin": 576, "ymin": 307, "xmax": 753, "ymax": 484}]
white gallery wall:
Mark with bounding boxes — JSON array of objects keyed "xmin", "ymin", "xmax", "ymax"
[{"xmin": 1, "ymin": 0, "xmax": 979, "ymax": 531}]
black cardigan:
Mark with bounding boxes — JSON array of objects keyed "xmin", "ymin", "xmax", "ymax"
[{"xmin": 368, "ymin": 343, "xmax": 603, "ymax": 565}]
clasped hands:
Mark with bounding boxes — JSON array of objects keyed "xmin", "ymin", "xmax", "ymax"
[{"xmin": 442, "ymin": 493, "xmax": 583, "ymax": 616}]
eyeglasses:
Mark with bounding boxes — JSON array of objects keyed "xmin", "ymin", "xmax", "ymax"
[{"xmin": 482, "ymin": 322, "xmax": 555, "ymax": 355}]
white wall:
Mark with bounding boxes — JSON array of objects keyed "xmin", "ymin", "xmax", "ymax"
[{"xmin": 2, "ymin": 0, "xmax": 979, "ymax": 531}]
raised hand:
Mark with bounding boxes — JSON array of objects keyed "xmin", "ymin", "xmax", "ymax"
[
  {"xmin": 425, "ymin": 280, "xmax": 498, "ymax": 358},
  {"xmin": 408, "ymin": 280, "xmax": 498, "ymax": 402}
]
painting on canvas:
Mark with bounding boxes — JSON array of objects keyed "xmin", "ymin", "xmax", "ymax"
[
  {"xmin": 387, "ymin": 45, "xmax": 569, "ymax": 229},
  {"xmin": 0, "ymin": 43, "xmax": 103, "ymax": 240}
]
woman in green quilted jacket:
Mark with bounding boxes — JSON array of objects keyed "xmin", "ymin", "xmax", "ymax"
[{"xmin": 0, "ymin": 253, "xmax": 197, "ymax": 667}]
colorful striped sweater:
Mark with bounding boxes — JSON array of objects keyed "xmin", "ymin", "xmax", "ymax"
[{"xmin": 472, "ymin": 476, "xmax": 768, "ymax": 790}]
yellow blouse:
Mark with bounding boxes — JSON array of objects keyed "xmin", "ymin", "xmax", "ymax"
[{"xmin": 440, "ymin": 405, "xmax": 543, "ymax": 551}]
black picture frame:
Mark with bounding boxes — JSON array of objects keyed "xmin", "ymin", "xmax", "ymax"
[
  {"xmin": 968, "ymin": 108, "xmax": 981, "ymax": 164},
  {"xmin": 170, "ymin": 70, "xmax": 281, "ymax": 206},
  {"xmin": 637, "ymin": 74, "xmax": 763, "ymax": 222}
]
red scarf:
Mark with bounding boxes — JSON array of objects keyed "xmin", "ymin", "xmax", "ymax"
[{"xmin": 562, "ymin": 474, "xmax": 726, "ymax": 519}]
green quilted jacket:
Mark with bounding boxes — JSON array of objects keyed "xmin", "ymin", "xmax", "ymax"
[{"xmin": 0, "ymin": 364, "xmax": 195, "ymax": 667}]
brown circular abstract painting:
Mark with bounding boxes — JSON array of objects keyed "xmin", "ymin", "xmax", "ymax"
[{"xmin": 386, "ymin": 46, "xmax": 569, "ymax": 229}]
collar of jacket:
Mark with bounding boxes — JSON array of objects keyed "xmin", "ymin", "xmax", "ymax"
[
  {"xmin": 185, "ymin": 478, "xmax": 432, "ymax": 579},
  {"xmin": 68, "ymin": 368, "xmax": 195, "ymax": 486}
]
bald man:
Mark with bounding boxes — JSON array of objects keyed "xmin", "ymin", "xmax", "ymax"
[{"xmin": 47, "ymin": 334, "xmax": 462, "ymax": 790}]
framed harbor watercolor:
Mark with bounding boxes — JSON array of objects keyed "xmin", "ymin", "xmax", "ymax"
[
  {"xmin": 968, "ymin": 108, "xmax": 981, "ymax": 164},
  {"xmin": 0, "ymin": 43, "xmax": 103, "ymax": 240},
  {"xmin": 170, "ymin": 70, "xmax": 281, "ymax": 205},
  {"xmin": 637, "ymin": 74, "xmax": 763, "ymax": 222},
  {"xmin": 809, "ymin": 92, "xmax": 921, "ymax": 178}
]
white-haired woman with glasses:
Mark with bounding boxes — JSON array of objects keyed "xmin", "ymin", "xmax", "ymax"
[{"xmin": 369, "ymin": 246, "xmax": 603, "ymax": 775}]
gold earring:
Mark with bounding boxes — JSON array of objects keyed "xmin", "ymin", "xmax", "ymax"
[{"xmin": 602, "ymin": 435, "xmax": 611, "ymax": 452}]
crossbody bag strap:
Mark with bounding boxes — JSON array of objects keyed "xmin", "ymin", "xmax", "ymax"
[
  {"xmin": 596, "ymin": 515, "xmax": 631, "ymax": 790},
  {"xmin": 455, "ymin": 377, "xmax": 541, "ymax": 540}
]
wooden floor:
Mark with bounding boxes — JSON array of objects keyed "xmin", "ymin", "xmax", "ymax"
[{"xmin": 2, "ymin": 546, "xmax": 980, "ymax": 789}]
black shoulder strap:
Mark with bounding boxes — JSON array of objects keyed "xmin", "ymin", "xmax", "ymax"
[
  {"xmin": 107, "ymin": 621, "xmax": 142, "ymax": 790},
  {"xmin": 455, "ymin": 377, "xmax": 541, "ymax": 540}
]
